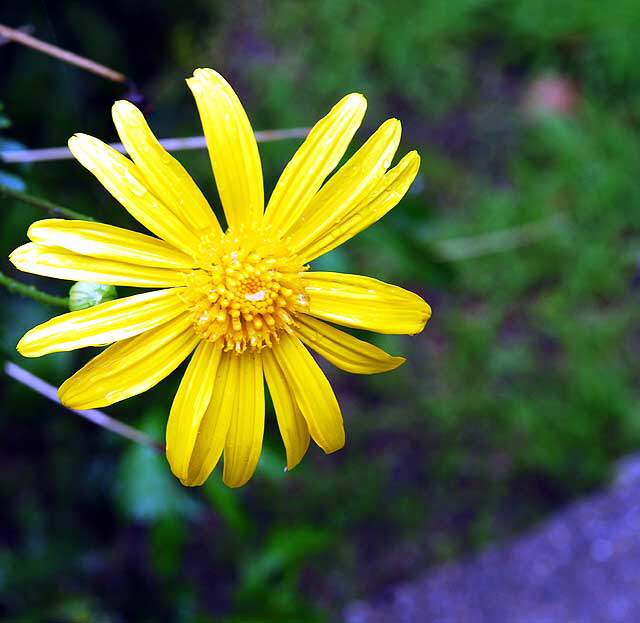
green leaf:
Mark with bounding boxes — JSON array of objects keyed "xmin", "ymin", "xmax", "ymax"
[
  {"xmin": 115, "ymin": 411, "xmax": 201, "ymax": 522},
  {"xmin": 239, "ymin": 525, "xmax": 333, "ymax": 596}
]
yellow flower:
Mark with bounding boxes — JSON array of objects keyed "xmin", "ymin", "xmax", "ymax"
[{"xmin": 10, "ymin": 68, "xmax": 431, "ymax": 487}]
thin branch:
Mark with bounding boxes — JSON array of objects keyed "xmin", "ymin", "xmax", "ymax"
[
  {"xmin": 432, "ymin": 215, "xmax": 565, "ymax": 261},
  {"xmin": 0, "ymin": 23, "xmax": 126, "ymax": 83},
  {"xmin": 0, "ymin": 24, "xmax": 34, "ymax": 47},
  {"xmin": 0, "ymin": 128, "xmax": 311, "ymax": 164},
  {"xmin": 0, "ymin": 270, "xmax": 69, "ymax": 307},
  {"xmin": 4, "ymin": 361, "xmax": 163, "ymax": 453},
  {"xmin": 0, "ymin": 184, "xmax": 95, "ymax": 220},
  {"xmin": 253, "ymin": 127, "xmax": 311, "ymax": 142}
]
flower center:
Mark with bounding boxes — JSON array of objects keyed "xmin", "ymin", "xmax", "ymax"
[{"xmin": 182, "ymin": 227, "xmax": 308, "ymax": 352}]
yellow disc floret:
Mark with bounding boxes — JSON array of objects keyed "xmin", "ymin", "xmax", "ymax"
[{"xmin": 181, "ymin": 226, "xmax": 308, "ymax": 352}]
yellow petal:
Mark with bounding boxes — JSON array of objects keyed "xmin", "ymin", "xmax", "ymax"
[
  {"xmin": 263, "ymin": 93, "xmax": 367, "ymax": 236},
  {"xmin": 18, "ymin": 288, "xmax": 186, "ymax": 357},
  {"xmin": 187, "ymin": 68, "xmax": 263, "ymax": 229},
  {"xmin": 182, "ymin": 351, "xmax": 239, "ymax": 486},
  {"xmin": 294, "ymin": 314, "xmax": 405, "ymax": 374},
  {"xmin": 166, "ymin": 340, "xmax": 222, "ymax": 482},
  {"xmin": 68, "ymin": 134, "xmax": 201, "ymax": 253},
  {"xmin": 272, "ymin": 333, "xmax": 344, "ymax": 454},
  {"xmin": 302, "ymin": 272, "xmax": 431, "ymax": 335},
  {"xmin": 58, "ymin": 315, "xmax": 198, "ymax": 409},
  {"xmin": 297, "ymin": 151, "xmax": 421, "ymax": 262},
  {"xmin": 262, "ymin": 348, "xmax": 310, "ymax": 471},
  {"xmin": 223, "ymin": 351, "xmax": 265, "ymax": 488},
  {"xmin": 28, "ymin": 219, "xmax": 195, "ymax": 269},
  {"xmin": 112, "ymin": 100, "xmax": 222, "ymax": 236},
  {"xmin": 10, "ymin": 243, "xmax": 185, "ymax": 287},
  {"xmin": 289, "ymin": 119, "xmax": 401, "ymax": 256}
]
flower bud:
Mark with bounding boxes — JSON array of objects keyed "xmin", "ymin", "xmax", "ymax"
[{"xmin": 69, "ymin": 282, "xmax": 118, "ymax": 311}]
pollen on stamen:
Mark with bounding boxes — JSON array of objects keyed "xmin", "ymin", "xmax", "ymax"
[{"xmin": 181, "ymin": 226, "xmax": 308, "ymax": 352}]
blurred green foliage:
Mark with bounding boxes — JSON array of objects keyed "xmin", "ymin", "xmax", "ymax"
[{"xmin": 1, "ymin": 1, "xmax": 640, "ymax": 621}]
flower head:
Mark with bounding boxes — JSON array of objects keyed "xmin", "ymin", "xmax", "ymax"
[{"xmin": 10, "ymin": 69, "xmax": 431, "ymax": 487}]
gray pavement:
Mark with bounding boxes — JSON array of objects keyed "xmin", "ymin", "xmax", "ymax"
[{"xmin": 346, "ymin": 458, "xmax": 640, "ymax": 623}]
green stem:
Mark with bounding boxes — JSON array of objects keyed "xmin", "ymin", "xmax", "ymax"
[
  {"xmin": 0, "ymin": 184, "xmax": 95, "ymax": 221},
  {"xmin": 432, "ymin": 215, "xmax": 565, "ymax": 261},
  {"xmin": 0, "ymin": 270, "xmax": 68, "ymax": 308}
]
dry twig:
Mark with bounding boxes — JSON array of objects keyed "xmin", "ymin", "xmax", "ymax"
[
  {"xmin": 4, "ymin": 362, "xmax": 163, "ymax": 452},
  {"xmin": 0, "ymin": 128, "xmax": 311, "ymax": 164},
  {"xmin": 0, "ymin": 22, "xmax": 126, "ymax": 83}
]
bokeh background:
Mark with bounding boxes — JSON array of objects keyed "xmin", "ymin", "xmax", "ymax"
[{"xmin": 1, "ymin": 1, "xmax": 639, "ymax": 621}]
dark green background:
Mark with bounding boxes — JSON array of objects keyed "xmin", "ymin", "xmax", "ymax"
[{"xmin": 1, "ymin": 1, "xmax": 640, "ymax": 621}]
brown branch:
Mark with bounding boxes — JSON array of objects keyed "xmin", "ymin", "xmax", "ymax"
[
  {"xmin": 0, "ymin": 128, "xmax": 311, "ymax": 164},
  {"xmin": 0, "ymin": 23, "xmax": 126, "ymax": 83},
  {"xmin": 4, "ymin": 361, "xmax": 163, "ymax": 453}
]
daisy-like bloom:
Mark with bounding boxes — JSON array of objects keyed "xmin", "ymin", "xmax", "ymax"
[{"xmin": 10, "ymin": 69, "xmax": 431, "ymax": 487}]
